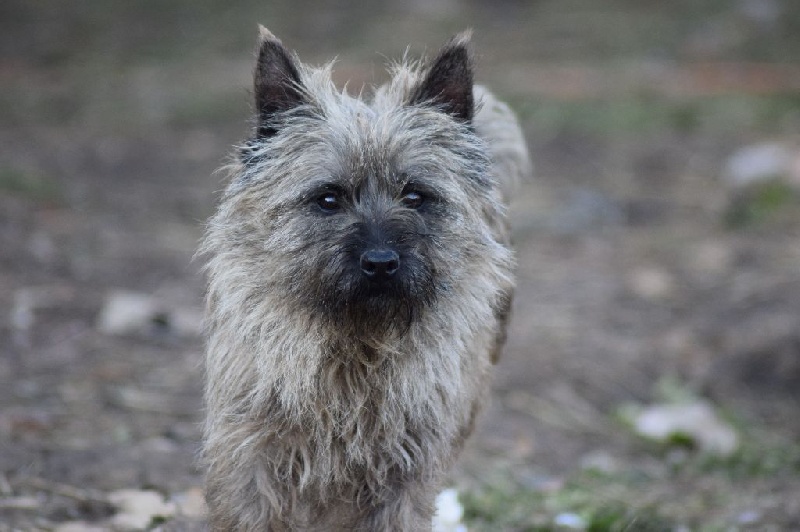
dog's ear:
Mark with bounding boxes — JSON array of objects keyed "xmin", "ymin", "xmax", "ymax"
[
  {"xmin": 254, "ymin": 26, "xmax": 305, "ymax": 138},
  {"xmin": 409, "ymin": 31, "xmax": 474, "ymax": 123}
]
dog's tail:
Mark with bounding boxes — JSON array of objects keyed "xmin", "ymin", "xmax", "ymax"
[{"xmin": 473, "ymin": 86, "xmax": 532, "ymax": 203}]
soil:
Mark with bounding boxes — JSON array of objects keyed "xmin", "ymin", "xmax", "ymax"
[{"xmin": 1, "ymin": 1, "xmax": 799, "ymax": 530}]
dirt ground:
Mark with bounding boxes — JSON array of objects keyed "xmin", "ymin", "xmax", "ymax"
[{"xmin": 2, "ymin": 1, "xmax": 800, "ymax": 530}]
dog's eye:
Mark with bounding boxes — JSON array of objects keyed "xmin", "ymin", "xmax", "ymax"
[
  {"xmin": 401, "ymin": 190, "xmax": 424, "ymax": 209},
  {"xmin": 316, "ymin": 191, "xmax": 341, "ymax": 213}
]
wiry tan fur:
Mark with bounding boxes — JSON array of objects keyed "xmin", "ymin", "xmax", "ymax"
[{"xmin": 200, "ymin": 29, "xmax": 530, "ymax": 531}]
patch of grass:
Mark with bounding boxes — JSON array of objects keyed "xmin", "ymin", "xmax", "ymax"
[
  {"xmin": 724, "ymin": 179, "xmax": 797, "ymax": 229},
  {"xmin": 460, "ymin": 473, "xmax": 675, "ymax": 532},
  {"xmin": 509, "ymin": 94, "xmax": 800, "ymax": 137},
  {"xmin": 461, "ymin": 481, "xmax": 548, "ymax": 530},
  {"xmin": 460, "ymin": 445, "xmax": 798, "ymax": 532},
  {"xmin": 0, "ymin": 167, "xmax": 62, "ymax": 204},
  {"xmin": 586, "ymin": 505, "xmax": 672, "ymax": 532},
  {"xmin": 461, "ymin": 397, "xmax": 800, "ymax": 531},
  {"xmin": 693, "ymin": 438, "xmax": 800, "ymax": 478},
  {"xmin": 149, "ymin": 515, "xmax": 169, "ymax": 526}
]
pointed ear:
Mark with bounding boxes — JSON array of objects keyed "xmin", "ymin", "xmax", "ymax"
[
  {"xmin": 408, "ymin": 31, "xmax": 474, "ymax": 123},
  {"xmin": 254, "ymin": 26, "xmax": 305, "ymax": 138}
]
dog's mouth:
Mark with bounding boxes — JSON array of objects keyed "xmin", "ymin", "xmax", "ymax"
[
  {"xmin": 314, "ymin": 258, "xmax": 436, "ymax": 335},
  {"xmin": 350, "ymin": 273, "xmax": 417, "ymax": 311}
]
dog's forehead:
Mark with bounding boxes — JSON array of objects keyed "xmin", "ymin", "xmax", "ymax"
[
  {"xmin": 318, "ymin": 104, "xmax": 400, "ymax": 170},
  {"xmin": 309, "ymin": 92, "xmax": 472, "ymax": 192}
]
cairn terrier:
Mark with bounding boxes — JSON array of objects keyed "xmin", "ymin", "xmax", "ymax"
[{"xmin": 201, "ymin": 26, "xmax": 530, "ymax": 531}]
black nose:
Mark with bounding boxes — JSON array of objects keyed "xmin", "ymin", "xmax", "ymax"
[{"xmin": 360, "ymin": 249, "xmax": 400, "ymax": 281}]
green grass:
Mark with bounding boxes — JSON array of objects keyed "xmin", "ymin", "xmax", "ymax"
[
  {"xmin": 509, "ymin": 94, "xmax": 800, "ymax": 137},
  {"xmin": 725, "ymin": 179, "xmax": 798, "ymax": 229},
  {"xmin": 460, "ymin": 471, "xmax": 674, "ymax": 532},
  {"xmin": 460, "ymin": 406, "xmax": 800, "ymax": 531},
  {"xmin": 0, "ymin": 167, "xmax": 62, "ymax": 204},
  {"xmin": 693, "ymin": 436, "xmax": 800, "ymax": 479}
]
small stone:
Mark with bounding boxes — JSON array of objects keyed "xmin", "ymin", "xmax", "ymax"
[
  {"xmin": 724, "ymin": 142, "xmax": 793, "ymax": 188},
  {"xmin": 11, "ymin": 289, "xmax": 36, "ymax": 331},
  {"xmin": 97, "ymin": 291, "xmax": 159, "ymax": 336},
  {"xmin": 633, "ymin": 401, "xmax": 739, "ymax": 456},
  {"xmin": 0, "ymin": 496, "xmax": 40, "ymax": 510},
  {"xmin": 108, "ymin": 489, "xmax": 176, "ymax": 530},
  {"xmin": 554, "ymin": 512, "xmax": 586, "ymax": 529},
  {"xmin": 54, "ymin": 522, "xmax": 108, "ymax": 532},
  {"xmin": 629, "ymin": 267, "xmax": 675, "ymax": 301},
  {"xmin": 97, "ymin": 290, "xmax": 202, "ymax": 337},
  {"xmin": 737, "ymin": 510, "xmax": 761, "ymax": 525}
]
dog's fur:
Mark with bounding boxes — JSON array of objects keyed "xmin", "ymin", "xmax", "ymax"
[{"xmin": 200, "ymin": 27, "xmax": 530, "ymax": 531}]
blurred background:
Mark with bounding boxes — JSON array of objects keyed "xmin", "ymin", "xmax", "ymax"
[{"xmin": 2, "ymin": 1, "xmax": 799, "ymax": 530}]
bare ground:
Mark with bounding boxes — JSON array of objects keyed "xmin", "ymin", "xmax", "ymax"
[{"xmin": 2, "ymin": 1, "xmax": 800, "ymax": 530}]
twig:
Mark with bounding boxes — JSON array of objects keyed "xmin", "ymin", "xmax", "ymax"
[
  {"xmin": 18, "ymin": 476, "xmax": 109, "ymax": 505},
  {"xmin": 0, "ymin": 472, "xmax": 12, "ymax": 496}
]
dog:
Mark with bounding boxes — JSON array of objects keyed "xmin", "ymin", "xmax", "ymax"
[{"xmin": 200, "ymin": 26, "xmax": 530, "ymax": 531}]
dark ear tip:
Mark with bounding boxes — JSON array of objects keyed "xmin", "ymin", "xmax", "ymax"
[
  {"xmin": 407, "ymin": 30, "xmax": 475, "ymax": 123},
  {"xmin": 252, "ymin": 25, "xmax": 304, "ymax": 138},
  {"xmin": 256, "ymin": 25, "xmax": 290, "ymax": 58},
  {"xmin": 256, "ymin": 25, "xmax": 294, "ymax": 61}
]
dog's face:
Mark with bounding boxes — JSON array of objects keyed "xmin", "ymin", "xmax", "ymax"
[
  {"xmin": 220, "ymin": 30, "xmax": 497, "ymax": 338},
  {"xmin": 292, "ymin": 155, "xmax": 440, "ymax": 325}
]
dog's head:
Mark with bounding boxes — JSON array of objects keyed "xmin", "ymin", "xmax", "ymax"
[{"xmin": 215, "ymin": 29, "xmax": 505, "ymax": 339}]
